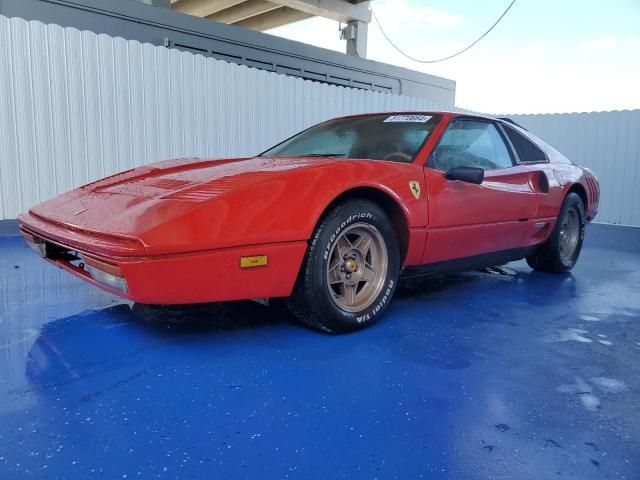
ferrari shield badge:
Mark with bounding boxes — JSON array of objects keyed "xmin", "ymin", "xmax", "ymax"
[{"xmin": 408, "ymin": 181, "xmax": 421, "ymax": 199}]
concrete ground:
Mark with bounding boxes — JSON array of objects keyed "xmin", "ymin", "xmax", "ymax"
[{"xmin": 0, "ymin": 222, "xmax": 638, "ymax": 480}]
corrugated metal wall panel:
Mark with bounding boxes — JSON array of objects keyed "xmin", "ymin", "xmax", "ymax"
[
  {"xmin": 512, "ymin": 111, "xmax": 640, "ymax": 226},
  {"xmin": 0, "ymin": 15, "xmax": 448, "ymax": 219}
]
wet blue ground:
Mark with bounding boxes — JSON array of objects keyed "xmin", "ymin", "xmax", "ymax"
[{"xmin": 0, "ymin": 222, "xmax": 639, "ymax": 480}]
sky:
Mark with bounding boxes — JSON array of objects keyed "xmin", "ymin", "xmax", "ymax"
[{"xmin": 267, "ymin": 0, "xmax": 640, "ymax": 114}]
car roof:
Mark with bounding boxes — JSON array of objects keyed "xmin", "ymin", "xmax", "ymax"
[{"xmin": 331, "ymin": 110, "xmax": 507, "ymax": 123}]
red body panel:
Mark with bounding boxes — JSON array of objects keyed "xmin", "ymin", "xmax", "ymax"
[{"xmin": 18, "ymin": 111, "xmax": 600, "ymax": 304}]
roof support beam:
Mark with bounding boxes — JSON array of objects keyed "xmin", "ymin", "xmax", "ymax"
[
  {"xmin": 208, "ymin": 0, "xmax": 281, "ymax": 24},
  {"xmin": 234, "ymin": 6, "xmax": 312, "ymax": 30},
  {"xmin": 267, "ymin": 0, "xmax": 370, "ymax": 23},
  {"xmin": 172, "ymin": 0, "xmax": 246, "ymax": 18}
]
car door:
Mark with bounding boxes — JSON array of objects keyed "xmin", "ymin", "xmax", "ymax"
[{"xmin": 421, "ymin": 117, "xmax": 543, "ymax": 264}]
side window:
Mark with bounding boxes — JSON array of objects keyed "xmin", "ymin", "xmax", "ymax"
[
  {"xmin": 431, "ymin": 120, "xmax": 514, "ymax": 170},
  {"xmin": 503, "ymin": 126, "xmax": 548, "ymax": 163}
]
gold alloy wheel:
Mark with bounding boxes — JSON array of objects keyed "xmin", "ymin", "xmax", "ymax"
[
  {"xmin": 326, "ymin": 223, "xmax": 388, "ymax": 313},
  {"xmin": 559, "ymin": 207, "xmax": 580, "ymax": 263}
]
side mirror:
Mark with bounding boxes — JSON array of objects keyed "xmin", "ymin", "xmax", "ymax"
[{"xmin": 444, "ymin": 166, "xmax": 484, "ymax": 185}]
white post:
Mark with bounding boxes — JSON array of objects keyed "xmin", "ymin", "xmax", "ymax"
[{"xmin": 344, "ymin": 20, "xmax": 368, "ymax": 58}]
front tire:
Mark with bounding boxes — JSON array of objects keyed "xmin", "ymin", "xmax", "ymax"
[
  {"xmin": 287, "ymin": 200, "xmax": 401, "ymax": 333},
  {"xmin": 526, "ymin": 192, "xmax": 585, "ymax": 273}
]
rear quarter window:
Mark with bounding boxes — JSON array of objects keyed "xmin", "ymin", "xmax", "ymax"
[{"xmin": 503, "ymin": 125, "xmax": 548, "ymax": 163}]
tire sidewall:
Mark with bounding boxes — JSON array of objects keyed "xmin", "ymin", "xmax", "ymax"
[{"xmin": 310, "ymin": 202, "xmax": 400, "ymax": 330}]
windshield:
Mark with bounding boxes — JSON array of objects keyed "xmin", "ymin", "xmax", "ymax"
[{"xmin": 261, "ymin": 113, "xmax": 441, "ymax": 163}]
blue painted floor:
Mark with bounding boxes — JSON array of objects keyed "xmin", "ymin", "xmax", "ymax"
[{"xmin": 0, "ymin": 223, "xmax": 639, "ymax": 480}]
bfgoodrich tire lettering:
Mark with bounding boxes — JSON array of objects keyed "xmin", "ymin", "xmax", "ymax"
[{"xmin": 287, "ymin": 200, "xmax": 401, "ymax": 333}]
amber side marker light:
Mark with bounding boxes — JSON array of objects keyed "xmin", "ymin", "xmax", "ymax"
[
  {"xmin": 83, "ymin": 255, "xmax": 128, "ymax": 293},
  {"xmin": 240, "ymin": 255, "xmax": 268, "ymax": 268}
]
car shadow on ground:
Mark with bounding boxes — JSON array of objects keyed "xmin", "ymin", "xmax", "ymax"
[
  {"xmin": 396, "ymin": 265, "xmax": 525, "ymax": 297},
  {"xmin": 128, "ymin": 299, "xmax": 299, "ymax": 334}
]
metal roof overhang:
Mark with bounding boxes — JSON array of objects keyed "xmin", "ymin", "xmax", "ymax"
[{"xmin": 171, "ymin": 0, "xmax": 371, "ymax": 31}]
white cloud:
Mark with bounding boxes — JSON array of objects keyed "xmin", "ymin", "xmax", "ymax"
[
  {"xmin": 522, "ymin": 42, "xmax": 547, "ymax": 57},
  {"xmin": 576, "ymin": 36, "xmax": 617, "ymax": 54}
]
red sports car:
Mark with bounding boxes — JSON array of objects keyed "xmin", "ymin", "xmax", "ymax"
[{"xmin": 19, "ymin": 112, "xmax": 599, "ymax": 333}]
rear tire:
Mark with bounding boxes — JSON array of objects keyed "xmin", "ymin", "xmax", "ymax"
[
  {"xmin": 526, "ymin": 192, "xmax": 585, "ymax": 273},
  {"xmin": 287, "ymin": 199, "xmax": 400, "ymax": 333}
]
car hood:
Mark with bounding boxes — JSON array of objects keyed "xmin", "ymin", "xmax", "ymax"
[
  {"xmin": 26, "ymin": 156, "xmax": 350, "ymax": 254},
  {"xmin": 85, "ymin": 156, "xmax": 325, "ymax": 199}
]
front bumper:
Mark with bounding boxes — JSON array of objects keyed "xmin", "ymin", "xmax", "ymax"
[{"xmin": 19, "ymin": 225, "xmax": 307, "ymax": 304}]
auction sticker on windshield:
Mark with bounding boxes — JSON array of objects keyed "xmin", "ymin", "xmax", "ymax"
[{"xmin": 383, "ymin": 115, "xmax": 433, "ymax": 123}]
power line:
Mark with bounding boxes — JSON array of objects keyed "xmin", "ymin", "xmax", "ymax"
[{"xmin": 370, "ymin": 0, "xmax": 518, "ymax": 64}]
